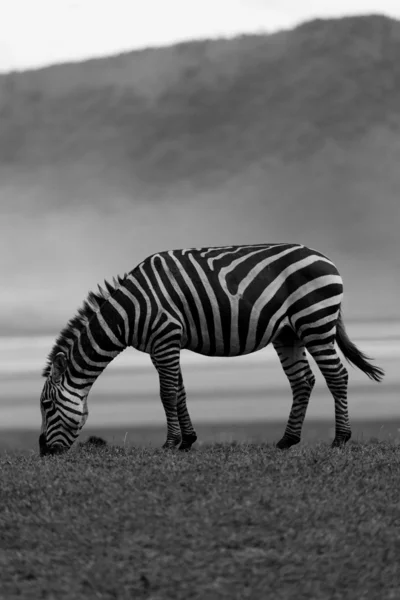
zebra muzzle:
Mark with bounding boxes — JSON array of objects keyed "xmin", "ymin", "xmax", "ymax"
[{"xmin": 39, "ymin": 434, "xmax": 68, "ymax": 457}]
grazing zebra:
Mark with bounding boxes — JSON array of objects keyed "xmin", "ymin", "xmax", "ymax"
[{"xmin": 39, "ymin": 243, "xmax": 384, "ymax": 456}]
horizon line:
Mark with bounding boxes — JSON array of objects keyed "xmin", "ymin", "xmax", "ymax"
[{"xmin": 0, "ymin": 12, "xmax": 396, "ymax": 76}]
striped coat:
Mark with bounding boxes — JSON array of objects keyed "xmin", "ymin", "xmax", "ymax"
[{"xmin": 39, "ymin": 243, "xmax": 384, "ymax": 455}]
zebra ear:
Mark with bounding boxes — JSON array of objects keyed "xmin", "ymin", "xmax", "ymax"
[{"xmin": 51, "ymin": 352, "xmax": 67, "ymax": 382}]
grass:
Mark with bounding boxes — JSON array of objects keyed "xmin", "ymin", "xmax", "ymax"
[
  {"xmin": 1, "ymin": 419, "xmax": 400, "ymax": 453},
  {"xmin": 1, "ymin": 435, "xmax": 400, "ymax": 599}
]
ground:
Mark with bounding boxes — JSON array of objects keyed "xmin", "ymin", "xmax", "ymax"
[{"xmin": 1, "ymin": 423, "xmax": 399, "ymax": 599}]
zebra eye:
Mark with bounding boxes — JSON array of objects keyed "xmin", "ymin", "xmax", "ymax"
[{"xmin": 41, "ymin": 395, "xmax": 55, "ymax": 409}]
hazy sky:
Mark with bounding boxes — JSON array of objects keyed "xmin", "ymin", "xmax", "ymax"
[{"xmin": 0, "ymin": 0, "xmax": 399, "ymax": 72}]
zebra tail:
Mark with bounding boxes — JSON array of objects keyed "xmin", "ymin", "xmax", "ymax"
[{"xmin": 335, "ymin": 308, "xmax": 385, "ymax": 382}]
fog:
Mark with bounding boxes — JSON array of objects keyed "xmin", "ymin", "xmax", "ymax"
[{"xmin": 1, "ymin": 17, "xmax": 399, "ymax": 438}]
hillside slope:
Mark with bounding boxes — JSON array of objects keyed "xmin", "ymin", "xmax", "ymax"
[{"xmin": 0, "ymin": 14, "xmax": 399, "ymax": 332}]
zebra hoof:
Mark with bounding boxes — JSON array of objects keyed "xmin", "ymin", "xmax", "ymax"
[
  {"xmin": 162, "ymin": 438, "xmax": 181, "ymax": 450},
  {"xmin": 331, "ymin": 432, "xmax": 352, "ymax": 448},
  {"xmin": 276, "ymin": 435, "xmax": 300, "ymax": 450},
  {"xmin": 179, "ymin": 432, "xmax": 198, "ymax": 451}
]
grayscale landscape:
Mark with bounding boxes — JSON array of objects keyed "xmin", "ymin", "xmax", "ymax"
[
  {"xmin": 0, "ymin": 14, "xmax": 399, "ymax": 439},
  {"xmin": 1, "ymin": 13, "xmax": 400, "ymax": 599}
]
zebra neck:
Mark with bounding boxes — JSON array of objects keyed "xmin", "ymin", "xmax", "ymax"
[{"xmin": 69, "ymin": 305, "xmax": 128, "ymax": 386}]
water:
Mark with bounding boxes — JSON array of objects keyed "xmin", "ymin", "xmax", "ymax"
[{"xmin": 0, "ymin": 321, "xmax": 399, "ymax": 429}]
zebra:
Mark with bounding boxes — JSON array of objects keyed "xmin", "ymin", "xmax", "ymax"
[{"xmin": 39, "ymin": 243, "xmax": 384, "ymax": 456}]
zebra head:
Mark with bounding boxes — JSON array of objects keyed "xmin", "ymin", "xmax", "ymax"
[{"xmin": 39, "ymin": 351, "xmax": 89, "ymax": 456}]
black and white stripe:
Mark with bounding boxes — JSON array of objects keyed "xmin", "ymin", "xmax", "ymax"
[{"xmin": 39, "ymin": 243, "xmax": 384, "ymax": 455}]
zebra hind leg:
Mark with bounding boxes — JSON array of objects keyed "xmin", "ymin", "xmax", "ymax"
[
  {"xmin": 305, "ymin": 340, "xmax": 351, "ymax": 448},
  {"xmin": 176, "ymin": 369, "xmax": 197, "ymax": 451},
  {"xmin": 273, "ymin": 331, "xmax": 316, "ymax": 450}
]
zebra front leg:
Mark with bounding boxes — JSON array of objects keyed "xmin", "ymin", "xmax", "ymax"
[
  {"xmin": 273, "ymin": 339, "xmax": 316, "ymax": 450},
  {"xmin": 176, "ymin": 369, "xmax": 197, "ymax": 451},
  {"xmin": 151, "ymin": 352, "xmax": 182, "ymax": 449}
]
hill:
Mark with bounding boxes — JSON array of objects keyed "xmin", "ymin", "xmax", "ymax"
[{"xmin": 0, "ymin": 14, "xmax": 399, "ymax": 333}]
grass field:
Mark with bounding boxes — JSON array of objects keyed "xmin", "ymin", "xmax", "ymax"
[
  {"xmin": 1, "ymin": 426, "xmax": 400, "ymax": 599},
  {"xmin": 1, "ymin": 327, "xmax": 399, "ymax": 598},
  {"xmin": 1, "ymin": 418, "xmax": 400, "ymax": 453}
]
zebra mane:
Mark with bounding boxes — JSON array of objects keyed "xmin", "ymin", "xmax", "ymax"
[{"xmin": 42, "ymin": 273, "xmax": 127, "ymax": 378}]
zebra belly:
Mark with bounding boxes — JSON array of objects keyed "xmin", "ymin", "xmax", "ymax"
[{"xmin": 182, "ymin": 302, "xmax": 287, "ymax": 358}]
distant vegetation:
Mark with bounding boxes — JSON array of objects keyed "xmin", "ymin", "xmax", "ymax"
[
  {"xmin": 2, "ymin": 15, "xmax": 400, "ymax": 193},
  {"xmin": 0, "ymin": 14, "xmax": 399, "ymax": 332}
]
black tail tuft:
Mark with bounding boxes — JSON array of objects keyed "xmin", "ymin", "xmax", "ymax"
[{"xmin": 336, "ymin": 309, "xmax": 385, "ymax": 382}]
